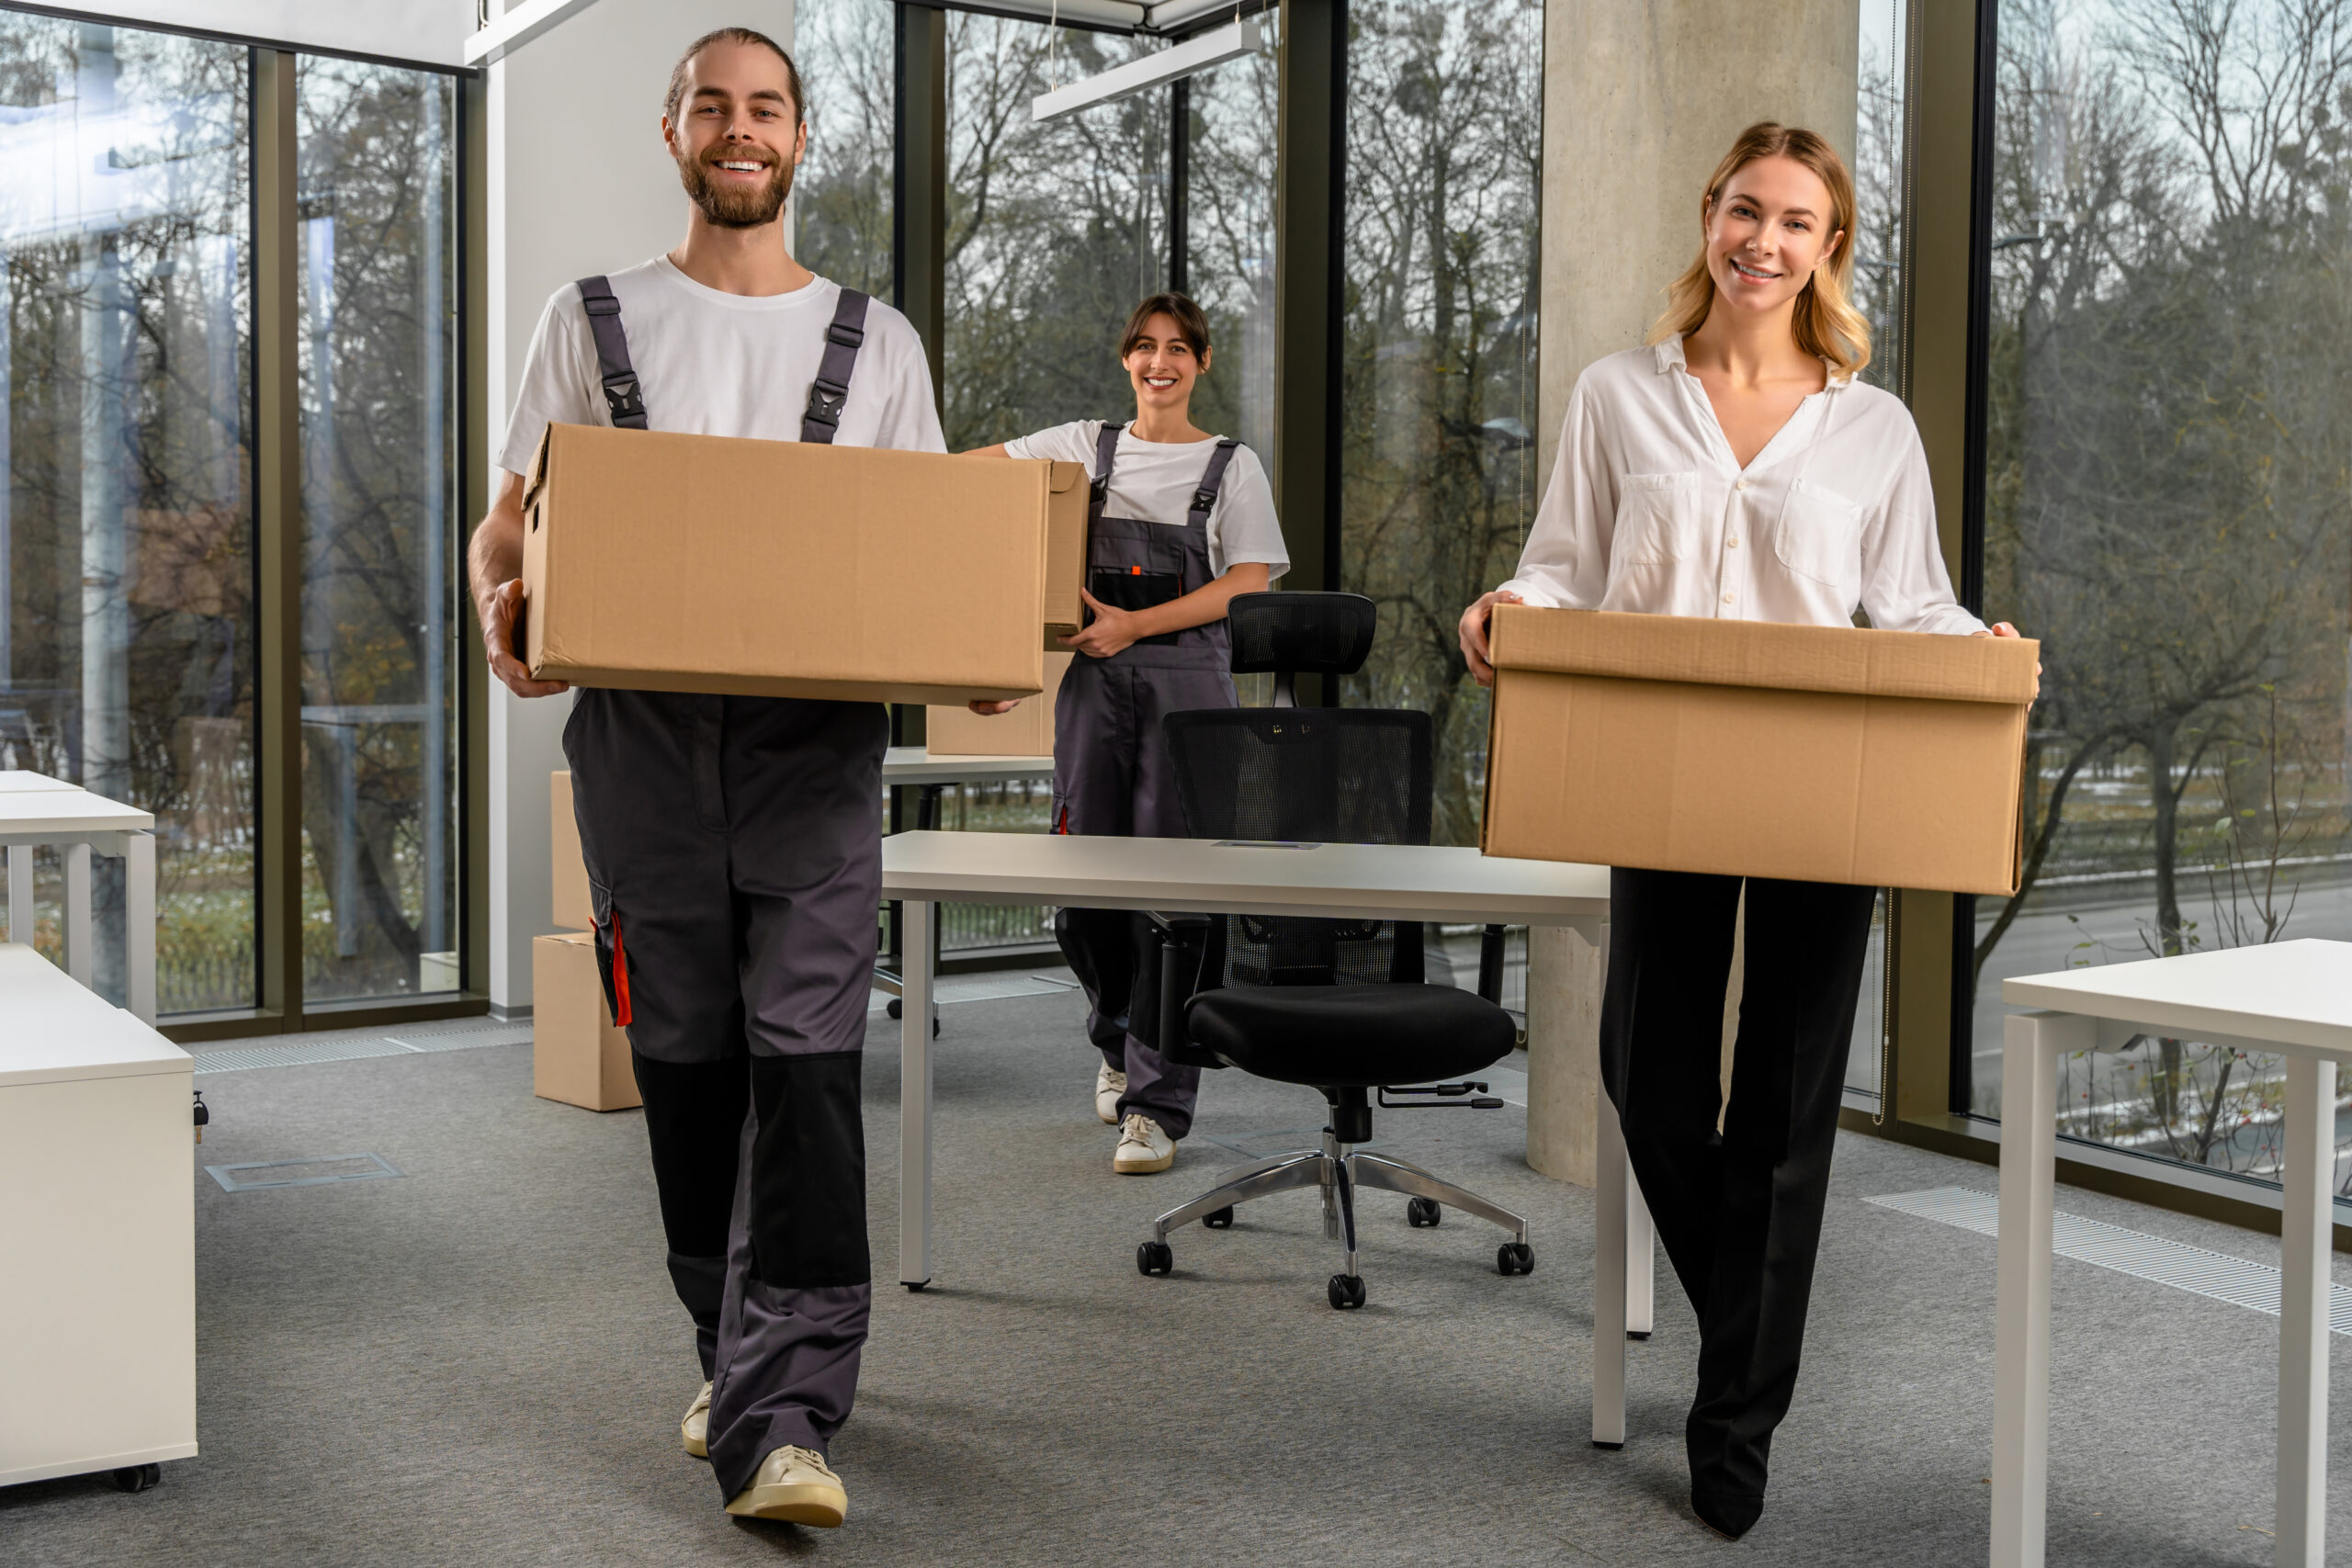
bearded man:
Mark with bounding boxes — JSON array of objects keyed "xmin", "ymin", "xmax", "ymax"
[{"xmin": 466, "ymin": 27, "xmax": 943, "ymax": 1528}]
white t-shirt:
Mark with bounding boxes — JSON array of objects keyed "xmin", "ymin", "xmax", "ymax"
[
  {"xmin": 497, "ymin": 257, "xmax": 945, "ymax": 473},
  {"xmin": 1002, "ymin": 420, "xmax": 1289, "ymax": 581}
]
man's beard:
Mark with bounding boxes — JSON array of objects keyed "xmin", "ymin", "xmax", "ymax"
[{"xmin": 678, "ymin": 145, "xmax": 793, "ymax": 230}]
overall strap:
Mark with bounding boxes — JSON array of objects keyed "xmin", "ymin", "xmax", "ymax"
[
  {"xmin": 1186, "ymin": 438, "xmax": 1242, "ymax": 531},
  {"xmin": 801, "ymin": 288, "xmax": 870, "ymax": 445},
  {"xmin": 577, "ymin": 276, "xmax": 647, "ymax": 430},
  {"xmin": 1087, "ymin": 420, "xmax": 1123, "ymax": 526}
]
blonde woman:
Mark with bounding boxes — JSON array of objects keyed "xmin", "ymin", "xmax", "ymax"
[{"xmin": 1458, "ymin": 123, "xmax": 2026, "ymax": 1540}]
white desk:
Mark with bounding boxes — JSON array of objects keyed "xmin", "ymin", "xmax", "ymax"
[
  {"xmin": 880, "ymin": 829, "xmax": 1654, "ymax": 1445},
  {"xmin": 0, "ymin": 942, "xmax": 195, "ymax": 1488},
  {"xmin": 1995, "ymin": 940, "xmax": 2352, "ymax": 1568},
  {"xmin": 881, "ymin": 746, "xmax": 1056, "ymax": 788},
  {"xmin": 0, "ymin": 775, "xmax": 158, "ymax": 1021}
]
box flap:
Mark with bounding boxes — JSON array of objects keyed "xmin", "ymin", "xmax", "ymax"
[
  {"xmin": 523, "ymin": 424, "xmax": 560, "ymax": 513},
  {"xmin": 1047, "ymin": 460, "xmax": 1086, "ymax": 494},
  {"xmin": 1490, "ymin": 604, "xmax": 2039, "ymax": 705}
]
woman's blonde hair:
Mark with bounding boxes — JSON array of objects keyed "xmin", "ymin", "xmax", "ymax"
[{"xmin": 1649, "ymin": 121, "xmax": 1870, "ymax": 379}]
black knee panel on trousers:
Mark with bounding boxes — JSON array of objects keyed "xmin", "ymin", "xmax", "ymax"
[
  {"xmin": 632, "ymin": 1051, "xmax": 750, "ymax": 1260},
  {"xmin": 748, "ymin": 1052, "xmax": 870, "ymax": 1289}
]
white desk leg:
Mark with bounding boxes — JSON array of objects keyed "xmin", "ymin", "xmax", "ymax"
[
  {"xmin": 6, "ymin": 843, "xmax": 29, "ymax": 945},
  {"xmin": 899, "ymin": 897, "xmax": 935, "ymax": 1290},
  {"xmin": 1593, "ymin": 1089, "xmax": 1629, "ymax": 1448},
  {"xmin": 64, "ymin": 841, "xmax": 92, "ymax": 988},
  {"xmin": 2276, "ymin": 1054, "xmax": 2334, "ymax": 1568},
  {"xmin": 1992, "ymin": 1010, "xmax": 2078, "ymax": 1568},
  {"xmin": 126, "ymin": 831, "xmax": 156, "ymax": 1023},
  {"xmin": 1627, "ymin": 1177, "xmax": 1656, "ymax": 1338}
]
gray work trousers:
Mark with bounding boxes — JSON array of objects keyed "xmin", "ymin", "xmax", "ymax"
[
  {"xmin": 566, "ymin": 689, "xmax": 884, "ymax": 1499},
  {"xmin": 1051, "ymin": 656, "xmax": 1236, "ymax": 1139}
]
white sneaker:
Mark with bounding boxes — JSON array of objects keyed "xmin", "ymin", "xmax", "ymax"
[
  {"xmin": 1114, "ymin": 1112, "xmax": 1175, "ymax": 1174},
  {"xmin": 1095, "ymin": 1062, "xmax": 1128, "ymax": 1125},
  {"xmin": 681, "ymin": 1380, "xmax": 711, "ymax": 1458},
  {"xmin": 724, "ymin": 1444, "xmax": 847, "ymax": 1527}
]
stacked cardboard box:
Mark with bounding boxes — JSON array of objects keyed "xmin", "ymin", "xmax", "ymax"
[
  {"xmin": 1480, "ymin": 606, "xmax": 2039, "ymax": 896},
  {"xmin": 534, "ymin": 769, "xmax": 637, "ymax": 1111}
]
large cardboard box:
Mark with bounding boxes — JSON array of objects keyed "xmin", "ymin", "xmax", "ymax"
[
  {"xmin": 521, "ymin": 423, "xmax": 1087, "ymax": 703},
  {"xmin": 923, "ymin": 651, "xmax": 1071, "ymax": 757},
  {"xmin": 1481, "ymin": 606, "xmax": 2039, "ymax": 895},
  {"xmin": 532, "ymin": 932, "xmax": 639, "ymax": 1111},
  {"xmin": 550, "ymin": 770, "xmax": 592, "ymax": 931}
]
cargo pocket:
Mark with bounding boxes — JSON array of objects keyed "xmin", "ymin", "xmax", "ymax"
[
  {"xmin": 1772, "ymin": 478, "xmax": 1865, "ymax": 592},
  {"xmin": 594, "ymin": 901, "xmax": 634, "ymax": 1028},
  {"xmin": 1611, "ymin": 472, "xmax": 1703, "ymax": 570},
  {"xmin": 1089, "ymin": 564, "xmax": 1184, "ymax": 648}
]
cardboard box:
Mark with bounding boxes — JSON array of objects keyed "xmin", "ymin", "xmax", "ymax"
[
  {"xmin": 1041, "ymin": 470, "xmax": 1087, "ymax": 646},
  {"xmin": 521, "ymin": 424, "xmax": 1087, "ymax": 703},
  {"xmin": 1480, "ymin": 606, "xmax": 2038, "ymax": 895},
  {"xmin": 924, "ymin": 651, "xmax": 1070, "ymax": 757},
  {"xmin": 532, "ymin": 932, "xmax": 639, "ymax": 1111},
  {"xmin": 550, "ymin": 770, "xmax": 593, "ymax": 931}
]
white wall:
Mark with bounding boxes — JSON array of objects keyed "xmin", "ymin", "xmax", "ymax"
[{"xmin": 483, "ymin": 0, "xmax": 792, "ymax": 1010}]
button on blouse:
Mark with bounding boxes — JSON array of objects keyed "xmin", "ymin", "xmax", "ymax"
[{"xmin": 1495, "ymin": 334, "xmax": 1984, "ymax": 637}]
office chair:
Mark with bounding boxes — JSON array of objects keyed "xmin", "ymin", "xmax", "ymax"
[{"xmin": 1135, "ymin": 592, "xmax": 1532, "ymax": 1310}]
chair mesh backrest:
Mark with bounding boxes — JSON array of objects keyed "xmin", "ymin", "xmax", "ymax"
[
  {"xmin": 1227, "ymin": 592, "xmax": 1377, "ymax": 677},
  {"xmin": 1164, "ymin": 707, "xmax": 1432, "ymax": 987}
]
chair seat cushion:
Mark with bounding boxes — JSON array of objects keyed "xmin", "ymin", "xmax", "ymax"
[{"xmin": 1183, "ymin": 983, "xmax": 1518, "ymax": 1088}]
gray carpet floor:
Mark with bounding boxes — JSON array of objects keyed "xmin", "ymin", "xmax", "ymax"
[{"xmin": 6, "ymin": 987, "xmax": 2349, "ymax": 1567}]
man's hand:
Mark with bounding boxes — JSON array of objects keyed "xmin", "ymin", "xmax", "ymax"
[
  {"xmin": 481, "ymin": 579, "xmax": 570, "ymax": 699},
  {"xmin": 1458, "ymin": 590, "xmax": 1523, "ymax": 687},
  {"xmin": 967, "ymin": 698, "xmax": 1022, "ymax": 716},
  {"xmin": 1059, "ymin": 589, "xmax": 1146, "ymax": 660}
]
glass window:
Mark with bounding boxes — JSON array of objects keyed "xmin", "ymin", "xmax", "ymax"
[
  {"xmin": 944, "ymin": 13, "xmax": 1167, "ymax": 448},
  {"xmin": 1184, "ymin": 33, "xmax": 1277, "ymax": 461},
  {"xmin": 0, "ymin": 18, "xmax": 252, "ymax": 1012},
  {"xmin": 295, "ymin": 58, "xmax": 458, "ymax": 1002},
  {"xmin": 795, "ymin": 0, "xmax": 893, "ymax": 294},
  {"xmin": 1338, "ymin": 0, "xmax": 1544, "ymax": 847},
  {"xmin": 1973, "ymin": 0, "xmax": 2352, "ymax": 1190}
]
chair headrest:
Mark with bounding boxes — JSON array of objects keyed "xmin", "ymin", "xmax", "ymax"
[{"xmin": 1227, "ymin": 592, "xmax": 1377, "ymax": 677}]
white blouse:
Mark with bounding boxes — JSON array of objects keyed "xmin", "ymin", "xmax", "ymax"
[{"xmin": 1497, "ymin": 335, "xmax": 1984, "ymax": 637}]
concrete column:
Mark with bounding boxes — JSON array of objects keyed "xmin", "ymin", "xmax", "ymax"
[
  {"xmin": 482, "ymin": 0, "xmax": 790, "ymax": 1011},
  {"xmin": 1522, "ymin": 0, "xmax": 1857, "ymax": 1181}
]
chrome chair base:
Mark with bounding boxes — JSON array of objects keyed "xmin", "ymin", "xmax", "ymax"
[{"xmin": 1148, "ymin": 1127, "xmax": 1530, "ymax": 1290}]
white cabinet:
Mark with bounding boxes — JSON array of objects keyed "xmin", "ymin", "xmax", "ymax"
[{"xmin": 0, "ymin": 942, "xmax": 196, "ymax": 1487}]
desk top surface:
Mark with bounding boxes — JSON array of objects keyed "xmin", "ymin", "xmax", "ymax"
[
  {"xmin": 881, "ymin": 830, "xmax": 1610, "ymax": 924},
  {"xmin": 0, "ymin": 943, "xmax": 187, "ymax": 1087},
  {"xmin": 881, "ymin": 747, "xmax": 1055, "ymax": 784},
  {"xmin": 2003, "ymin": 939, "xmax": 2352, "ymax": 1055},
  {"xmin": 0, "ymin": 783, "xmax": 153, "ymax": 832}
]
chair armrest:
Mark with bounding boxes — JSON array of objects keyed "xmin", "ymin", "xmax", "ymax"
[
  {"xmin": 1476, "ymin": 924, "xmax": 1509, "ymax": 1006},
  {"xmin": 1144, "ymin": 910, "xmax": 1215, "ymax": 937},
  {"xmin": 1139, "ymin": 911, "xmax": 1224, "ymax": 1068}
]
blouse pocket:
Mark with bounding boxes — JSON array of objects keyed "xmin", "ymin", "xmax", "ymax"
[
  {"xmin": 1771, "ymin": 478, "xmax": 1865, "ymax": 588},
  {"xmin": 1611, "ymin": 471, "xmax": 1703, "ymax": 569}
]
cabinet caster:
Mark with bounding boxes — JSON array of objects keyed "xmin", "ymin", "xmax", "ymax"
[
  {"xmin": 1406, "ymin": 1197, "xmax": 1441, "ymax": 1228},
  {"xmin": 1496, "ymin": 1241, "xmax": 1534, "ymax": 1276},
  {"xmin": 110, "ymin": 1464, "xmax": 161, "ymax": 1494},
  {"xmin": 882, "ymin": 998, "xmax": 940, "ymax": 1036},
  {"xmin": 1202, "ymin": 1206, "xmax": 1234, "ymax": 1230},
  {"xmin": 1327, "ymin": 1273, "xmax": 1366, "ymax": 1310},
  {"xmin": 1136, "ymin": 1240, "xmax": 1172, "ymax": 1276}
]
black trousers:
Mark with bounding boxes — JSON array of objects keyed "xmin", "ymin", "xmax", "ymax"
[
  {"xmin": 1597, "ymin": 867, "xmax": 1878, "ymax": 1504},
  {"xmin": 566, "ymin": 689, "xmax": 883, "ymax": 1498}
]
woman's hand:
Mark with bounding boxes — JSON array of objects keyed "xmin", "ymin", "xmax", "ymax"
[
  {"xmin": 1458, "ymin": 590, "xmax": 1523, "ymax": 688},
  {"xmin": 967, "ymin": 699, "xmax": 1022, "ymax": 716},
  {"xmin": 1059, "ymin": 589, "xmax": 1145, "ymax": 660},
  {"xmin": 1973, "ymin": 620, "xmax": 2042, "ymax": 693}
]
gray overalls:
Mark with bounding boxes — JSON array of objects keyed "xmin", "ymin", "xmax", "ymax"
[
  {"xmin": 1052, "ymin": 423, "xmax": 1241, "ymax": 1139},
  {"xmin": 562, "ymin": 275, "xmax": 879, "ymax": 1500}
]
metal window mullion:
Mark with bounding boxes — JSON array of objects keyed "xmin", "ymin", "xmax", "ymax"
[
  {"xmin": 252, "ymin": 48, "xmax": 303, "ymax": 1032},
  {"xmin": 458, "ymin": 68, "xmax": 490, "ymax": 1001}
]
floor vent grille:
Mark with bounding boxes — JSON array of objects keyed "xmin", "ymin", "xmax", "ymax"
[
  {"xmin": 206, "ymin": 1153, "xmax": 403, "ymax": 1192},
  {"xmin": 1865, "ymin": 1185, "xmax": 2352, "ymax": 1337}
]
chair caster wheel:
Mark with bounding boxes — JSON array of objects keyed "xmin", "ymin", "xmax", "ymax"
[
  {"xmin": 1327, "ymin": 1273, "xmax": 1366, "ymax": 1310},
  {"xmin": 887, "ymin": 997, "xmax": 900, "ymax": 1018},
  {"xmin": 1203, "ymin": 1206, "xmax": 1235, "ymax": 1230},
  {"xmin": 110, "ymin": 1464, "xmax": 160, "ymax": 1494},
  {"xmin": 1136, "ymin": 1240, "xmax": 1173, "ymax": 1276},
  {"xmin": 1406, "ymin": 1197, "xmax": 1441, "ymax": 1228},
  {"xmin": 1496, "ymin": 1241, "xmax": 1534, "ymax": 1276}
]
